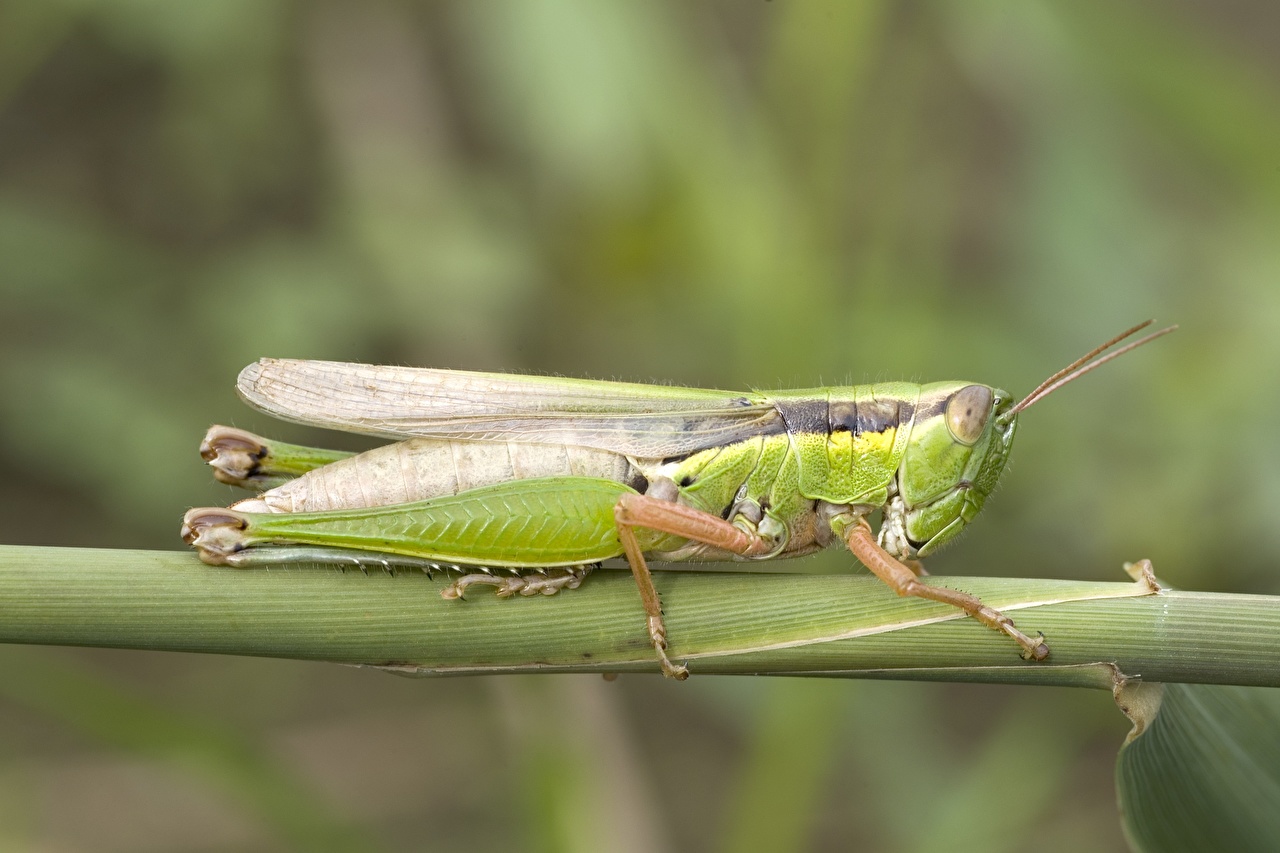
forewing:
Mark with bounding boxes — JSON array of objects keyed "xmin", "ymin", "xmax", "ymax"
[{"xmin": 237, "ymin": 359, "xmax": 783, "ymax": 458}]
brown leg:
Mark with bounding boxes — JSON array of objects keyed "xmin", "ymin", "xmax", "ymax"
[
  {"xmin": 844, "ymin": 519, "xmax": 1049, "ymax": 661},
  {"xmin": 441, "ymin": 565, "xmax": 594, "ymax": 600},
  {"xmin": 614, "ymin": 494, "xmax": 773, "ymax": 680}
]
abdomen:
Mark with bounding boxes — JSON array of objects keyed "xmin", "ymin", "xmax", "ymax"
[{"xmin": 238, "ymin": 438, "xmax": 641, "ymax": 513}]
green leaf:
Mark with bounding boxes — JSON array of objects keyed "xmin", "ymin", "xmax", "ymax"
[
  {"xmin": 3, "ymin": 545, "xmax": 1280, "ymax": 690},
  {"xmin": 1116, "ymin": 683, "xmax": 1280, "ymax": 852}
]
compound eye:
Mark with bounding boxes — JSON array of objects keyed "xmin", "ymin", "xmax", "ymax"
[{"xmin": 945, "ymin": 385, "xmax": 992, "ymax": 445}]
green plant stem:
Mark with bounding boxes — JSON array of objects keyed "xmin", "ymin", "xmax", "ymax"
[{"xmin": 1, "ymin": 545, "xmax": 1276, "ymax": 688}]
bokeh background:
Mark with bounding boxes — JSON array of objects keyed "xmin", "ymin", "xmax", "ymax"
[{"xmin": 2, "ymin": 1, "xmax": 1279, "ymax": 850}]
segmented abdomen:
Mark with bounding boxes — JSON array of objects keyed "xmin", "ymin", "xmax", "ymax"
[{"xmin": 244, "ymin": 438, "xmax": 639, "ymax": 513}]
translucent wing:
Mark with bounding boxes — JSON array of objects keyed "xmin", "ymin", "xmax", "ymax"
[{"xmin": 237, "ymin": 359, "xmax": 784, "ymax": 459}]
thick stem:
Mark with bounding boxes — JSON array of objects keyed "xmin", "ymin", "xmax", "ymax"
[{"xmin": 1, "ymin": 545, "xmax": 1277, "ymax": 688}]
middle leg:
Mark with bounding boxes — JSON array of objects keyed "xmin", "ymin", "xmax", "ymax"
[{"xmin": 613, "ymin": 493, "xmax": 774, "ymax": 680}]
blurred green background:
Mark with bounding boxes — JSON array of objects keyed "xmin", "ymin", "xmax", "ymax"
[{"xmin": 2, "ymin": 1, "xmax": 1279, "ymax": 850}]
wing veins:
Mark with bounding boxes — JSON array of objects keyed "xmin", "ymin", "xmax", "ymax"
[{"xmin": 237, "ymin": 359, "xmax": 782, "ymax": 458}]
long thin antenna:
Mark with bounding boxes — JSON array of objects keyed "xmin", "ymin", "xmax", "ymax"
[{"xmin": 1006, "ymin": 320, "xmax": 1177, "ymax": 417}]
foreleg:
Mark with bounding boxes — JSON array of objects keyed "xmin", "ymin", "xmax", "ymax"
[{"xmin": 843, "ymin": 518, "xmax": 1049, "ymax": 661}]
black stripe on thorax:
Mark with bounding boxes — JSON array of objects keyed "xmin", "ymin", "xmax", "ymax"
[
  {"xmin": 776, "ymin": 396, "xmax": 905, "ymax": 438},
  {"xmin": 831, "ymin": 396, "xmax": 903, "ymax": 436},
  {"xmin": 775, "ymin": 399, "xmax": 829, "ymax": 435}
]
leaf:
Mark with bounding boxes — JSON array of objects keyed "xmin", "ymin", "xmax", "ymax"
[{"xmin": 1116, "ymin": 683, "xmax": 1280, "ymax": 852}]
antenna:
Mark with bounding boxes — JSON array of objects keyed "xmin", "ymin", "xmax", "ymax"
[{"xmin": 1005, "ymin": 320, "xmax": 1177, "ymax": 417}]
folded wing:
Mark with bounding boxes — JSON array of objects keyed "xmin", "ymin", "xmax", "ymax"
[{"xmin": 237, "ymin": 359, "xmax": 783, "ymax": 459}]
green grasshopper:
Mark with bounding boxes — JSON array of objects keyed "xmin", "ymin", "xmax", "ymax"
[{"xmin": 183, "ymin": 321, "xmax": 1174, "ymax": 678}]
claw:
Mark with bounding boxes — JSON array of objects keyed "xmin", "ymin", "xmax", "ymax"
[
  {"xmin": 1019, "ymin": 633, "xmax": 1051, "ymax": 662},
  {"xmin": 646, "ymin": 615, "xmax": 689, "ymax": 679}
]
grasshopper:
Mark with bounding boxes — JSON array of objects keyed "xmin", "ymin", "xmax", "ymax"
[{"xmin": 183, "ymin": 321, "xmax": 1174, "ymax": 678}]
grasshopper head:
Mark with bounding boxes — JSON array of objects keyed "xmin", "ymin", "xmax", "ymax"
[
  {"xmin": 891, "ymin": 320, "xmax": 1176, "ymax": 558},
  {"xmin": 894, "ymin": 382, "xmax": 1017, "ymax": 557}
]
